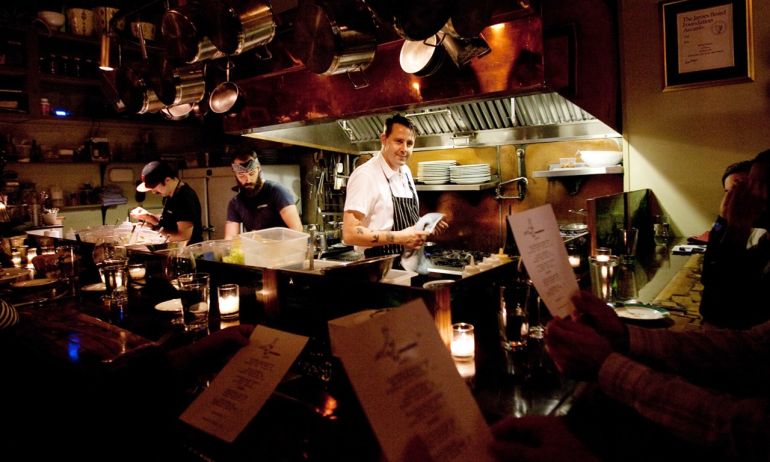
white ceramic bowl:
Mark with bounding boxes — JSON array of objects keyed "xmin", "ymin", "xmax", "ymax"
[
  {"xmin": 579, "ymin": 150, "xmax": 623, "ymax": 167},
  {"xmin": 38, "ymin": 11, "xmax": 65, "ymax": 29}
]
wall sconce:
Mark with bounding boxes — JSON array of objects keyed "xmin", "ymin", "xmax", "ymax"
[{"xmin": 99, "ymin": 32, "xmax": 114, "ymax": 71}]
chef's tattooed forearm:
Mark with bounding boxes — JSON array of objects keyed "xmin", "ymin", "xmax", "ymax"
[
  {"xmin": 386, "ymin": 232, "xmax": 395, "ymax": 243},
  {"xmin": 356, "ymin": 226, "xmax": 365, "ymax": 235},
  {"xmin": 371, "ymin": 233, "xmax": 380, "ymax": 243}
]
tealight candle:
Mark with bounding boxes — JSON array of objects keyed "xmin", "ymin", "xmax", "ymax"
[
  {"xmin": 128, "ymin": 263, "xmax": 146, "ymax": 280},
  {"xmin": 568, "ymin": 255, "xmax": 581, "ymax": 268},
  {"xmin": 218, "ymin": 284, "xmax": 240, "ymax": 320},
  {"xmin": 11, "ymin": 251, "xmax": 21, "ymax": 268},
  {"xmin": 451, "ymin": 323, "xmax": 475, "ymax": 361}
]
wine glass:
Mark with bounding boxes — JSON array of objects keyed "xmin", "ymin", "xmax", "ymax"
[{"xmin": 159, "ymin": 246, "xmax": 196, "ymax": 288}]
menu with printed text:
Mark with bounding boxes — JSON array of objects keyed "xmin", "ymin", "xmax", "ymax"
[
  {"xmin": 180, "ymin": 326, "xmax": 308, "ymax": 443},
  {"xmin": 507, "ymin": 204, "xmax": 578, "ymax": 317}
]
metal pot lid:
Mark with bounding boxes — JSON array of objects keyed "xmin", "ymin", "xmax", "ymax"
[
  {"xmin": 202, "ymin": 0, "xmax": 243, "ymax": 54},
  {"xmin": 161, "ymin": 8, "xmax": 203, "ymax": 64},
  {"xmin": 447, "ymin": 0, "xmax": 496, "ymax": 38},
  {"xmin": 292, "ymin": 2, "xmax": 337, "ymax": 74}
]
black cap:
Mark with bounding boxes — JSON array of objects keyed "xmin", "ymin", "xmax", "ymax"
[{"xmin": 136, "ymin": 161, "xmax": 175, "ymax": 192}]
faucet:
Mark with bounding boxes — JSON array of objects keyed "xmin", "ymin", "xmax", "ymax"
[{"xmin": 495, "ymin": 176, "xmax": 528, "ymax": 201}]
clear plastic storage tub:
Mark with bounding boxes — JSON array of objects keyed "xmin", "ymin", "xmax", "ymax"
[{"xmin": 240, "ymin": 227, "xmax": 309, "ymax": 268}]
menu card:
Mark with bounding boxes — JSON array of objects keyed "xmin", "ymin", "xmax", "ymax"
[
  {"xmin": 180, "ymin": 326, "xmax": 308, "ymax": 443},
  {"xmin": 507, "ymin": 204, "xmax": 577, "ymax": 318},
  {"xmin": 329, "ymin": 299, "xmax": 495, "ymax": 462},
  {"xmin": 401, "ymin": 212, "xmax": 445, "ymax": 274}
]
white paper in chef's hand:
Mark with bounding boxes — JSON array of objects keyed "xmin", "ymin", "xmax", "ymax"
[
  {"xmin": 179, "ymin": 326, "xmax": 308, "ymax": 443},
  {"xmin": 401, "ymin": 213, "xmax": 444, "ymax": 274},
  {"xmin": 507, "ymin": 205, "xmax": 577, "ymax": 317}
]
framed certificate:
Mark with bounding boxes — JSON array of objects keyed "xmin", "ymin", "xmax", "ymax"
[{"xmin": 661, "ymin": 0, "xmax": 753, "ymax": 91}]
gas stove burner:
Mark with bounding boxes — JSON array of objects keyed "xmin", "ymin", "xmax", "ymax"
[{"xmin": 425, "ymin": 248, "xmax": 490, "ymax": 269}]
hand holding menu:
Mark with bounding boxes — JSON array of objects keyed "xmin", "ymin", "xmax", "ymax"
[
  {"xmin": 180, "ymin": 325, "xmax": 308, "ymax": 443},
  {"xmin": 329, "ymin": 300, "xmax": 495, "ymax": 462},
  {"xmin": 507, "ymin": 204, "xmax": 578, "ymax": 318}
]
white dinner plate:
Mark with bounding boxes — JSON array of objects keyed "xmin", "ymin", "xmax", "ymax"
[
  {"xmin": 420, "ymin": 179, "xmax": 449, "ymax": 185},
  {"xmin": 418, "ymin": 160, "xmax": 457, "ymax": 165},
  {"xmin": 155, "ymin": 298, "xmax": 183, "ymax": 312},
  {"xmin": 615, "ymin": 306, "xmax": 669, "ymax": 320},
  {"xmin": 11, "ymin": 277, "xmax": 57, "ymax": 289},
  {"xmin": 451, "ymin": 176, "xmax": 492, "ymax": 184}
]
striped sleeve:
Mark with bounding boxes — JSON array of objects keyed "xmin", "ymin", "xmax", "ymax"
[{"xmin": 0, "ymin": 299, "xmax": 19, "ymax": 329}]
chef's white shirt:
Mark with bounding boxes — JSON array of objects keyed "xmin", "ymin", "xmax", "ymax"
[{"xmin": 344, "ymin": 154, "xmax": 417, "ymax": 251}]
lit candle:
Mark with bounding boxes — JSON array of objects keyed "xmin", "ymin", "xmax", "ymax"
[
  {"xmin": 128, "ymin": 264, "xmax": 146, "ymax": 280},
  {"xmin": 11, "ymin": 251, "xmax": 21, "ymax": 268},
  {"xmin": 451, "ymin": 323, "xmax": 475, "ymax": 360},
  {"xmin": 218, "ymin": 284, "xmax": 240, "ymax": 319},
  {"xmin": 568, "ymin": 255, "xmax": 581, "ymax": 268}
]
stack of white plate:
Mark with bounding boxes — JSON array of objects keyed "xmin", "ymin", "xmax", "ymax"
[
  {"xmin": 416, "ymin": 160, "xmax": 457, "ymax": 184},
  {"xmin": 449, "ymin": 164, "xmax": 491, "ymax": 184}
]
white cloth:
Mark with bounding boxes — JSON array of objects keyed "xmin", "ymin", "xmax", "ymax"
[{"xmin": 344, "ymin": 154, "xmax": 417, "ymax": 252}]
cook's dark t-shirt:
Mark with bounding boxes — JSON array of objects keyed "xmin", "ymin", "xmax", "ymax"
[
  {"xmin": 159, "ymin": 182, "xmax": 204, "ymax": 244},
  {"xmin": 227, "ymin": 180, "xmax": 296, "ymax": 231}
]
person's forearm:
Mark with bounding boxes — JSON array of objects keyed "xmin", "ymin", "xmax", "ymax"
[
  {"xmin": 599, "ymin": 354, "xmax": 770, "ymax": 460},
  {"xmin": 342, "ymin": 224, "xmax": 401, "ymax": 247}
]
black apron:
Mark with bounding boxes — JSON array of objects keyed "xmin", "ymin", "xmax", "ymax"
[{"xmin": 365, "ymin": 170, "xmax": 420, "ymax": 258}]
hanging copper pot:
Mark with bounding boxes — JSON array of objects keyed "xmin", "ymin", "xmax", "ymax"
[
  {"xmin": 292, "ymin": 0, "xmax": 377, "ymax": 76},
  {"xmin": 204, "ymin": 0, "xmax": 276, "ymax": 56},
  {"xmin": 365, "ymin": 0, "xmax": 453, "ymax": 41},
  {"xmin": 162, "ymin": 3, "xmax": 226, "ymax": 64}
]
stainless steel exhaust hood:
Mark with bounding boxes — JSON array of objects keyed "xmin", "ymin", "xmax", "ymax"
[
  {"xmin": 243, "ymin": 91, "xmax": 619, "ymax": 153},
  {"xmin": 230, "ymin": 1, "xmax": 622, "ymax": 153}
]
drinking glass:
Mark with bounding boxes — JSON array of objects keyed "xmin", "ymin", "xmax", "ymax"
[{"xmin": 178, "ymin": 272, "xmax": 210, "ymax": 334}]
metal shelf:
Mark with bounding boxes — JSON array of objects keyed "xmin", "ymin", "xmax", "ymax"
[
  {"xmin": 533, "ymin": 164, "xmax": 623, "ymax": 178},
  {"xmin": 415, "ymin": 179, "xmax": 498, "ymax": 192}
]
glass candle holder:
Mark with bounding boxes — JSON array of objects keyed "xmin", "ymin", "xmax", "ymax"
[
  {"xmin": 128, "ymin": 263, "xmax": 146, "ymax": 280},
  {"xmin": 451, "ymin": 323, "xmax": 475, "ymax": 361},
  {"xmin": 11, "ymin": 251, "xmax": 22, "ymax": 268},
  {"xmin": 218, "ymin": 283, "xmax": 240, "ymax": 320},
  {"xmin": 589, "ymin": 254, "xmax": 619, "ymax": 302}
]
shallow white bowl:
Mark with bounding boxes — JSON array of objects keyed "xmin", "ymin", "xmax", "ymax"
[
  {"xmin": 38, "ymin": 11, "xmax": 65, "ymax": 29},
  {"xmin": 579, "ymin": 150, "xmax": 622, "ymax": 167}
]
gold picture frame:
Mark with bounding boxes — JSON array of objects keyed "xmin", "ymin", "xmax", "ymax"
[{"xmin": 661, "ymin": 0, "xmax": 753, "ymax": 91}]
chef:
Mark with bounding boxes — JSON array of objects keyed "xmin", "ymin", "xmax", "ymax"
[
  {"xmin": 131, "ymin": 160, "xmax": 203, "ymax": 244},
  {"xmin": 223, "ymin": 147, "xmax": 303, "ymax": 238},
  {"xmin": 342, "ymin": 114, "xmax": 447, "ymax": 259}
]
